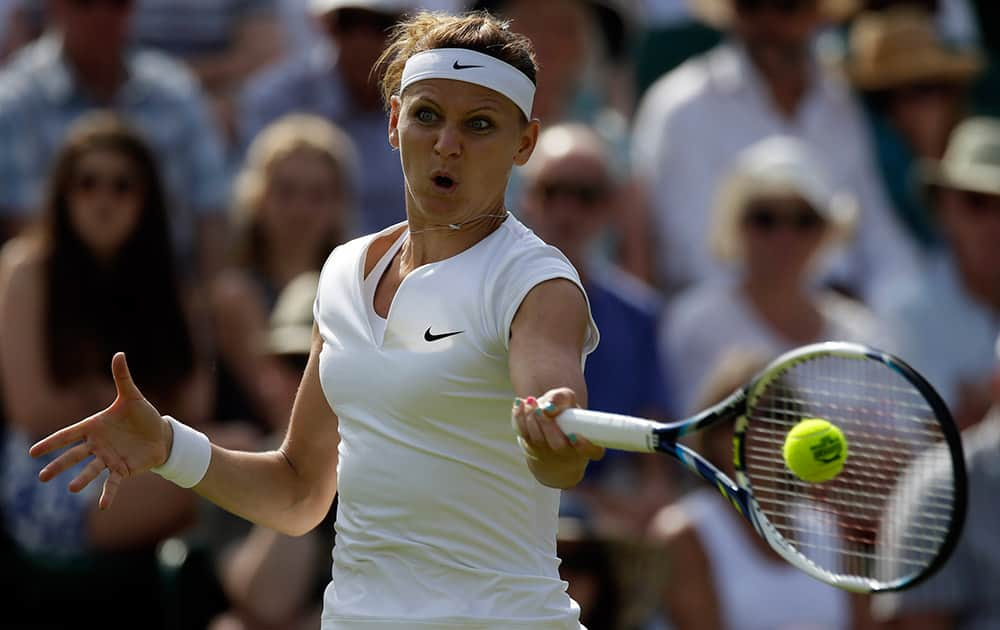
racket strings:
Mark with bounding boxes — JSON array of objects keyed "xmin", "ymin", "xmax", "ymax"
[{"xmin": 742, "ymin": 355, "xmax": 957, "ymax": 588}]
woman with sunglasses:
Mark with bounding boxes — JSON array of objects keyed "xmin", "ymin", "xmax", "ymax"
[
  {"xmin": 30, "ymin": 11, "xmax": 604, "ymax": 629},
  {"xmin": 661, "ymin": 135, "xmax": 889, "ymax": 416},
  {"xmin": 0, "ymin": 111, "xmax": 211, "ymax": 626}
]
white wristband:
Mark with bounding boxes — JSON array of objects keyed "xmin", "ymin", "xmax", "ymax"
[{"xmin": 151, "ymin": 416, "xmax": 212, "ymax": 488}]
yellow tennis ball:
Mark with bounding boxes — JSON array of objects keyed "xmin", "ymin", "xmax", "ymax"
[{"xmin": 782, "ymin": 418, "xmax": 848, "ymax": 483}]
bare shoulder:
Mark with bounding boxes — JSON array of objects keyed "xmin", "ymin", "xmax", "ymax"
[
  {"xmin": 648, "ymin": 500, "xmax": 697, "ymax": 546},
  {"xmin": 511, "ymin": 278, "xmax": 589, "ymax": 348},
  {"xmin": 0, "ymin": 236, "xmax": 43, "ymax": 301}
]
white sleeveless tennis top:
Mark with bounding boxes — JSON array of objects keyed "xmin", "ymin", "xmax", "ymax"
[{"xmin": 314, "ymin": 215, "xmax": 599, "ymax": 629}]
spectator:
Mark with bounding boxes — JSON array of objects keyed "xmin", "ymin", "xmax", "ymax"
[
  {"xmin": 845, "ymin": 5, "xmax": 983, "ymax": 248},
  {"xmin": 556, "ymin": 501, "xmax": 623, "ymax": 630},
  {"xmin": 648, "ymin": 348, "xmax": 856, "ymax": 630},
  {"xmin": 520, "ymin": 123, "xmax": 675, "ymax": 537},
  {"xmin": 0, "ymin": 0, "xmax": 43, "ymax": 62},
  {"xmin": 239, "ymin": 0, "xmax": 417, "ymax": 234},
  {"xmin": 876, "ymin": 117, "xmax": 1000, "ymax": 429},
  {"xmin": 209, "ymin": 272, "xmax": 330, "ymax": 630},
  {"xmin": 662, "ymin": 136, "xmax": 889, "ymax": 416},
  {"xmin": 0, "ymin": 111, "xmax": 207, "ymax": 627},
  {"xmin": 212, "ymin": 114, "xmax": 357, "ymax": 429},
  {"xmin": 632, "ymin": 0, "xmax": 918, "ymax": 300},
  {"xmin": 870, "ymin": 332, "xmax": 1000, "ymax": 629},
  {"xmin": 0, "ymin": 0, "xmax": 230, "ymax": 281},
  {"xmin": 130, "ymin": 0, "xmax": 286, "ymax": 149}
]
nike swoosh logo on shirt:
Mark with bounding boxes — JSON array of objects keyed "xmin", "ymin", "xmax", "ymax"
[
  {"xmin": 452, "ymin": 61, "xmax": 483, "ymax": 70},
  {"xmin": 424, "ymin": 327, "xmax": 464, "ymax": 342}
]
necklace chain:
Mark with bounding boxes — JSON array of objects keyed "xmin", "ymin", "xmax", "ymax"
[{"xmin": 407, "ymin": 213, "xmax": 509, "ymax": 236}]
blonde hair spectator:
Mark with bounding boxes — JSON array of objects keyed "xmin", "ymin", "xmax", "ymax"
[{"xmin": 233, "ymin": 114, "xmax": 359, "ymax": 268}]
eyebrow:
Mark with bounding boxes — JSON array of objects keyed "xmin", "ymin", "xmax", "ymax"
[{"xmin": 409, "ymin": 93, "xmax": 506, "ymax": 116}]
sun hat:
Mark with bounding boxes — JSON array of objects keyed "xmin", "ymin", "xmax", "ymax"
[
  {"xmin": 720, "ymin": 135, "xmax": 857, "ymax": 225},
  {"xmin": 844, "ymin": 7, "xmax": 982, "ymax": 92},
  {"xmin": 921, "ymin": 117, "xmax": 1000, "ymax": 197},
  {"xmin": 711, "ymin": 136, "xmax": 857, "ymax": 261},
  {"xmin": 264, "ymin": 272, "xmax": 321, "ymax": 356},
  {"xmin": 687, "ymin": 0, "xmax": 859, "ymax": 29}
]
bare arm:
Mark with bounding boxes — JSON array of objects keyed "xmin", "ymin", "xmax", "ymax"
[
  {"xmin": 195, "ymin": 326, "xmax": 339, "ymax": 535},
  {"xmin": 648, "ymin": 505, "xmax": 723, "ymax": 630},
  {"xmin": 508, "ymin": 278, "xmax": 603, "ymax": 488},
  {"xmin": 31, "ymin": 325, "xmax": 340, "ymax": 537}
]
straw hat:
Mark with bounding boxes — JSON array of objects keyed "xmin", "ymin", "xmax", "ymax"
[
  {"xmin": 845, "ymin": 7, "xmax": 982, "ymax": 92},
  {"xmin": 921, "ymin": 117, "xmax": 1000, "ymax": 197},
  {"xmin": 687, "ymin": 0, "xmax": 859, "ymax": 29}
]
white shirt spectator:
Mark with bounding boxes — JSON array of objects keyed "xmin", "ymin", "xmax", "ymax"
[
  {"xmin": 662, "ymin": 282, "xmax": 888, "ymax": 415},
  {"xmin": 631, "ymin": 41, "xmax": 917, "ymax": 300}
]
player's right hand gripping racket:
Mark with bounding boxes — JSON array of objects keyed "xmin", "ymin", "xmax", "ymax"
[{"xmin": 559, "ymin": 342, "xmax": 967, "ymax": 593}]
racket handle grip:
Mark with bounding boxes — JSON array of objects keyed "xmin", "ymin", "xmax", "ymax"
[{"xmin": 556, "ymin": 409, "xmax": 658, "ymax": 453}]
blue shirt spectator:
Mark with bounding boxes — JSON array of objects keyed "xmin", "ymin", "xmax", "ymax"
[
  {"xmin": 585, "ymin": 262, "xmax": 671, "ymax": 419},
  {"xmin": 131, "ymin": 0, "xmax": 277, "ymax": 57},
  {"xmin": 0, "ymin": 33, "xmax": 228, "ymax": 271}
]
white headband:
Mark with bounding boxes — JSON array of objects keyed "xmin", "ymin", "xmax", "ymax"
[{"xmin": 400, "ymin": 48, "xmax": 535, "ymax": 119}]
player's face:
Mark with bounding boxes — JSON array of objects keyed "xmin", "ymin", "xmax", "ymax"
[
  {"xmin": 521, "ymin": 150, "xmax": 612, "ymax": 254},
  {"xmin": 389, "ymin": 79, "xmax": 538, "ymax": 223},
  {"xmin": 261, "ymin": 148, "xmax": 344, "ymax": 250},
  {"xmin": 739, "ymin": 194, "xmax": 827, "ymax": 277},
  {"xmin": 68, "ymin": 149, "xmax": 143, "ymax": 260}
]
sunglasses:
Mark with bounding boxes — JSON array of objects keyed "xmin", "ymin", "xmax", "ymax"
[
  {"xmin": 71, "ymin": 170, "xmax": 139, "ymax": 199},
  {"xmin": 954, "ymin": 190, "xmax": 1000, "ymax": 219},
  {"xmin": 536, "ymin": 180, "xmax": 610, "ymax": 208},
  {"xmin": 734, "ymin": 0, "xmax": 817, "ymax": 13},
  {"xmin": 742, "ymin": 203, "xmax": 825, "ymax": 233},
  {"xmin": 67, "ymin": 0, "xmax": 133, "ymax": 10}
]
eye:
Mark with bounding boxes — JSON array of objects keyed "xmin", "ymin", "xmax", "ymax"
[
  {"xmin": 415, "ymin": 108, "xmax": 437, "ymax": 123},
  {"xmin": 467, "ymin": 117, "xmax": 493, "ymax": 131}
]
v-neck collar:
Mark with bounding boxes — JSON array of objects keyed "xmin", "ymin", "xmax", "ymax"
[{"xmin": 359, "ymin": 226, "xmax": 408, "ymax": 348}]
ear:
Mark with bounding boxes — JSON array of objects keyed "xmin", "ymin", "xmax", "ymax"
[
  {"xmin": 388, "ymin": 95, "xmax": 401, "ymax": 150},
  {"xmin": 513, "ymin": 118, "xmax": 540, "ymax": 167}
]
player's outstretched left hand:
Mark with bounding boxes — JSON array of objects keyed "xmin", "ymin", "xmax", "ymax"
[{"xmin": 29, "ymin": 352, "xmax": 171, "ymax": 510}]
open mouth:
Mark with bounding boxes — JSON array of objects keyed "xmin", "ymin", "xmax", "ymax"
[{"xmin": 432, "ymin": 174, "xmax": 457, "ymax": 192}]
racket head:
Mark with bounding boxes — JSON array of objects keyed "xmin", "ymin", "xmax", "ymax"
[{"xmin": 730, "ymin": 342, "xmax": 967, "ymax": 593}]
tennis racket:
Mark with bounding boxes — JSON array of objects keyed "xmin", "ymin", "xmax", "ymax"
[{"xmin": 559, "ymin": 341, "xmax": 966, "ymax": 593}]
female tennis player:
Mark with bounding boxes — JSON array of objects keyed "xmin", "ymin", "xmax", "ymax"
[{"xmin": 30, "ymin": 10, "xmax": 604, "ymax": 629}]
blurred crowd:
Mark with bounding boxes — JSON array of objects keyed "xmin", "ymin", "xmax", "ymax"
[{"xmin": 0, "ymin": 0, "xmax": 998, "ymax": 628}]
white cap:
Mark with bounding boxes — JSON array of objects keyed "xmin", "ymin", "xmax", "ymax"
[{"xmin": 309, "ymin": 0, "xmax": 422, "ymax": 16}]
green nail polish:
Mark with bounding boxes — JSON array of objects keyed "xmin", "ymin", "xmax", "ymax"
[
  {"xmin": 568, "ymin": 433, "xmax": 578, "ymax": 443},
  {"xmin": 543, "ymin": 402, "xmax": 557, "ymax": 413},
  {"xmin": 534, "ymin": 407, "xmax": 543, "ymax": 417},
  {"xmin": 514, "ymin": 398, "xmax": 523, "ymax": 407}
]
